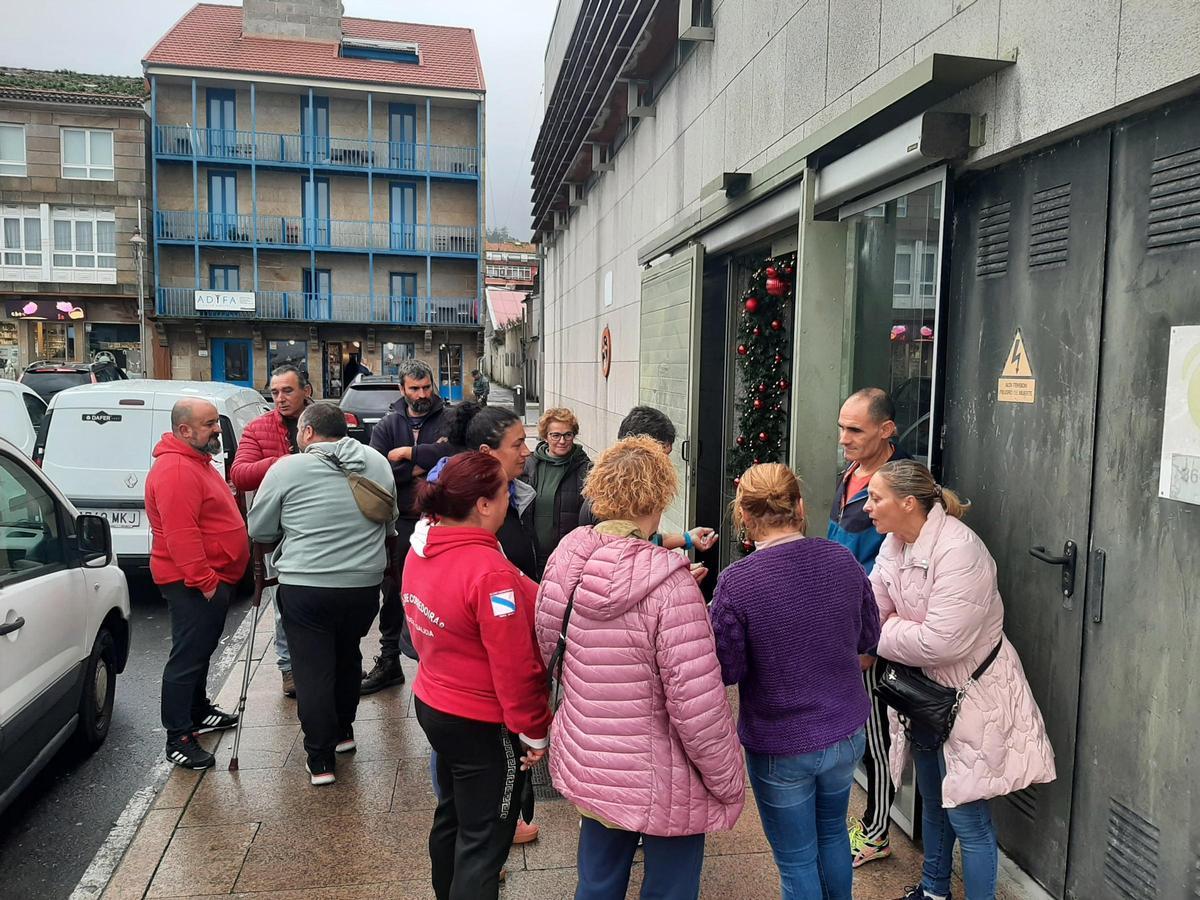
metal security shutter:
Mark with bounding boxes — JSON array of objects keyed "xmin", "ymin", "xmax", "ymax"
[{"xmin": 638, "ymin": 243, "xmax": 703, "ymax": 535}]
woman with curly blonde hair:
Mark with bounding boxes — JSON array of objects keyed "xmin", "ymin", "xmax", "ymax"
[
  {"xmin": 535, "ymin": 436, "xmax": 744, "ymax": 900},
  {"xmin": 520, "ymin": 407, "xmax": 591, "ymax": 578}
]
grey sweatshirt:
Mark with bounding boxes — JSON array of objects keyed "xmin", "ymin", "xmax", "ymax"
[{"xmin": 247, "ymin": 436, "xmax": 398, "ymax": 588}]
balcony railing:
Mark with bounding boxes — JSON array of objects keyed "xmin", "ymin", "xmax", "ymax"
[
  {"xmin": 155, "ymin": 125, "xmax": 480, "ymax": 177},
  {"xmin": 156, "ymin": 286, "xmax": 479, "ymax": 326},
  {"xmin": 155, "ymin": 211, "xmax": 479, "ymax": 256}
]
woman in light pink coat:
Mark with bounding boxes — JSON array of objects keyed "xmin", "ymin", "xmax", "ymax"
[
  {"xmin": 535, "ymin": 436, "xmax": 744, "ymax": 900},
  {"xmin": 866, "ymin": 460, "xmax": 1055, "ymax": 900}
]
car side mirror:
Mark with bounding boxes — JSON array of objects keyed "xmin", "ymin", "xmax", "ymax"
[{"xmin": 77, "ymin": 513, "xmax": 113, "ymax": 567}]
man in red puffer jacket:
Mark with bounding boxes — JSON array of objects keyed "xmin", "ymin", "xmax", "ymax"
[
  {"xmin": 146, "ymin": 397, "xmax": 251, "ymax": 771},
  {"xmin": 231, "ymin": 364, "xmax": 312, "ymax": 697}
]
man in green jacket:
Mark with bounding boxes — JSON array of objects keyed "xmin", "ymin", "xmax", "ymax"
[{"xmin": 247, "ymin": 402, "xmax": 398, "ymax": 785}]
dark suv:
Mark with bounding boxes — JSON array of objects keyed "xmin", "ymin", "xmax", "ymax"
[
  {"xmin": 20, "ymin": 359, "xmax": 128, "ymax": 402},
  {"xmin": 340, "ymin": 375, "xmax": 403, "ymax": 444}
]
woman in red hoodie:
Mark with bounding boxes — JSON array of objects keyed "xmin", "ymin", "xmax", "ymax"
[{"xmin": 403, "ymin": 451, "xmax": 551, "ymax": 900}]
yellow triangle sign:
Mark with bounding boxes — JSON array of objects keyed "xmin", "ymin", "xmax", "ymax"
[{"xmin": 1002, "ymin": 330, "xmax": 1034, "ymax": 378}]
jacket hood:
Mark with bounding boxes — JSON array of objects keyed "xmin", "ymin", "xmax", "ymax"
[
  {"xmin": 388, "ymin": 392, "xmax": 445, "ymax": 417},
  {"xmin": 531, "ymin": 441, "xmax": 589, "ymax": 468},
  {"xmin": 411, "ymin": 523, "xmax": 499, "ymax": 560},
  {"xmin": 153, "ymin": 432, "xmax": 215, "ymax": 463},
  {"xmin": 305, "ymin": 436, "xmax": 370, "ymax": 472},
  {"xmin": 549, "ymin": 526, "xmax": 689, "ymax": 621},
  {"xmin": 511, "ymin": 477, "xmax": 536, "ymax": 516}
]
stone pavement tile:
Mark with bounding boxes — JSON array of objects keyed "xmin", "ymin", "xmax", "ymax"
[
  {"xmin": 215, "ymin": 665, "xmax": 300, "ymax": 726},
  {"xmin": 699, "ymin": 851, "xmax": 780, "ymax": 900},
  {"xmin": 705, "ymin": 796, "xmax": 772, "ymax": 857},
  {"xmin": 100, "ymin": 808, "xmax": 183, "ymax": 900},
  {"xmin": 212, "ymin": 723, "xmax": 301, "ymax": 770},
  {"xmin": 145, "ymin": 822, "xmax": 258, "ymax": 898},
  {"xmin": 354, "ymin": 683, "xmax": 415, "ymax": 723},
  {"xmin": 390, "ymin": 757, "xmax": 438, "ymax": 811},
  {"xmin": 519, "ymin": 798, "xmax": 582, "ymax": 871},
  {"xmin": 284, "ymin": 717, "xmax": 428, "ymax": 767},
  {"xmin": 498, "ymin": 867, "xmax": 578, "ymax": 899},
  {"xmin": 234, "ymin": 812, "xmax": 430, "ymax": 892},
  {"xmin": 195, "ymin": 885, "xmax": 394, "ymax": 899},
  {"xmin": 180, "ymin": 759, "xmax": 399, "ymax": 826},
  {"xmin": 153, "ymin": 767, "xmax": 203, "ymax": 810}
]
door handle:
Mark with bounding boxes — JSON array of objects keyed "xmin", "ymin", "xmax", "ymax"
[
  {"xmin": 0, "ymin": 617, "xmax": 26, "ymax": 636},
  {"xmin": 1029, "ymin": 540, "xmax": 1077, "ymax": 601}
]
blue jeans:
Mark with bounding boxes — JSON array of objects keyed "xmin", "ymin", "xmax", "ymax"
[
  {"xmin": 912, "ymin": 742, "xmax": 998, "ymax": 900},
  {"xmin": 272, "ymin": 587, "xmax": 291, "ymax": 672},
  {"xmin": 746, "ymin": 728, "xmax": 865, "ymax": 900},
  {"xmin": 575, "ymin": 816, "xmax": 705, "ymax": 900}
]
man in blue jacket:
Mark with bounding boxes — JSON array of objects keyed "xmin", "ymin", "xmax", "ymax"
[
  {"xmin": 364, "ymin": 359, "xmax": 455, "ymax": 693},
  {"xmin": 827, "ymin": 387, "xmax": 908, "ymax": 868}
]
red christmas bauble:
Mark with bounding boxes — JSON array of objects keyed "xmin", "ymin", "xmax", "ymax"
[
  {"xmin": 736, "ymin": 435, "xmax": 746, "ymax": 446},
  {"xmin": 758, "ymin": 432, "xmax": 769, "ymax": 442},
  {"xmin": 770, "ymin": 319, "xmax": 783, "ymax": 331},
  {"xmin": 753, "ymin": 327, "xmax": 763, "ymax": 337},
  {"xmin": 753, "ymin": 398, "xmax": 764, "ymax": 410},
  {"xmin": 737, "ymin": 344, "xmax": 748, "ymax": 356},
  {"xmin": 784, "ymin": 265, "xmax": 794, "ymax": 275},
  {"xmin": 766, "ymin": 275, "xmax": 785, "ymax": 297},
  {"xmin": 757, "ymin": 383, "xmax": 767, "ymax": 394},
  {"xmin": 744, "ymin": 297, "xmax": 759, "ymax": 313},
  {"xmin": 766, "ymin": 266, "xmax": 778, "ymax": 278},
  {"xmin": 753, "ymin": 457, "xmax": 761, "ymax": 465},
  {"xmin": 774, "ymin": 354, "xmax": 783, "ymax": 365},
  {"xmin": 773, "ymin": 404, "xmax": 784, "ymax": 413},
  {"xmin": 779, "ymin": 379, "xmax": 789, "ymax": 391}
]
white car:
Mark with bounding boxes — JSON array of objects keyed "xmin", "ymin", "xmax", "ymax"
[
  {"xmin": 0, "ymin": 435, "xmax": 131, "ymax": 817},
  {"xmin": 0, "ymin": 380, "xmax": 47, "ymax": 458},
  {"xmin": 33, "ymin": 381, "xmax": 270, "ymax": 570}
]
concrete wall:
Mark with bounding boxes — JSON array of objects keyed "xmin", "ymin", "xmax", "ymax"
[
  {"xmin": 540, "ymin": 0, "xmax": 1200, "ymax": 451},
  {"xmin": 242, "ymin": 0, "xmax": 343, "ymax": 42}
]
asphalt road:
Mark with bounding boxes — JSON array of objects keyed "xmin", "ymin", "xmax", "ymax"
[{"xmin": 0, "ymin": 570, "xmax": 251, "ymax": 900}]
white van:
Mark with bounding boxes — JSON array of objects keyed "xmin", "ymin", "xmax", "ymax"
[
  {"xmin": 33, "ymin": 381, "xmax": 270, "ymax": 568},
  {"xmin": 0, "ymin": 380, "xmax": 47, "ymax": 457}
]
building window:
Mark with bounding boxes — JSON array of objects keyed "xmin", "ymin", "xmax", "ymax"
[
  {"xmin": 486, "ymin": 265, "xmax": 533, "ymax": 280},
  {"xmin": 52, "ymin": 207, "xmax": 116, "ymax": 269},
  {"xmin": 61, "ymin": 128, "xmax": 114, "ymax": 180},
  {"xmin": 0, "ymin": 124, "xmax": 26, "ymax": 176},
  {"xmin": 210, "ymin": 265, "xmax": 240, "ymax": 290},
  {"xmin": 382, "ymin": 342, "xmax": 415, "ymax": 377},
  {"xmin": 1, "ymin": 206, "xmax": 42, "ymax": 267}
]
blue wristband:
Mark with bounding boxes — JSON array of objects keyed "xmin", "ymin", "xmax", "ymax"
[{"xmin": 683, "ymin": 530, "xmax": 694, "ymax": 552}]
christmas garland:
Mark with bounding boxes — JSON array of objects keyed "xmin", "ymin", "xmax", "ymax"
[{"xmin": 728, "ymin": 252, "xmax": 796, "ymax": 553}]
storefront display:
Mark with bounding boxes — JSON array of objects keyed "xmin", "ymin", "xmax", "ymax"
[
  {"xmin": 267, "ymin": 339, "xmax": 308, "ymax": 379},
  {"xmin": 0, "ymin": 321, "xmax": 17, "ymax": 379}
]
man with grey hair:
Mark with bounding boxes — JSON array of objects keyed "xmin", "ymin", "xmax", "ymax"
[
  {"xmin": 249, "ymin": 401, "xmax": 397, "ymax": 784},
  {"xmin": 145, "ymin": 398, "xmax": 250, "ymax": 770},
  {"xmin": 364, "ymin": 358, "xmax": 455, "ymax": 692}
]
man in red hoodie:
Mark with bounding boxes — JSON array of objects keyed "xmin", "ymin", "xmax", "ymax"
[
  {"xmin": 231, "ymin": 364, "xmax": 312, "ymax": 698},
  {"xmin": 146, "ymin": 397, "xmax": 251, "ymax": 770}
]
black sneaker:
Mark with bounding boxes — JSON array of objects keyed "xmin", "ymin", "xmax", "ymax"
[
  {"xmin": 335, "ymin": 727, "xmax": 356, "ymax": 754},
  {"xmin": 166, "ymin": 733, "xmax": 215, "ymax": 770},
  {"xmin": 306, "ymin": 755, "xmax": 336, "ymax": 786},
  {"xmin": 360, "ymin": 655, "xmax": 405, "ymax": 695},
  {"xmin": 193, "ymin": 706, "xmax": 239, "ymax": 734},
  {"xmin": 896, "ymin": 888, "xmax": 952, "ymax": 900}
]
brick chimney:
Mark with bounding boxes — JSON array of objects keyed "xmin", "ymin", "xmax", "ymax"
[{"xmin": 242, "ymin": 0, "xmax": 344, "ymax": 42}]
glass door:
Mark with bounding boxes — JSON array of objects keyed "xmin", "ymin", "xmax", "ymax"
[
  {"xmin": 438, "ymin": 343, "xmax": 462, "ymax": 401},
  {"xmin": 206, "ymin": 88, "xmax": 235, "ymax": 158},
  {"xmin": 389, "ymin": 103, "xmax": 417, "ymax": 169},
  {"xmin": 207, "ymin": 171, "xmax": 238, "ymax": 242},
  {"xmin": 389, "ymin": 181, "xmax": 417, "ymax": 251},
  {"xmin": 212, "ymin": 338, "xmax": 253, "ymax": 388},
  {"xmin": 302, "ymin": 176, "xmax": 330, "ymax": 246},
  {"xmin": 389, "ymin": 272, "xmax": 418, "ymax": 324},
  {"xmin": 303, "ymin": 268, "xmax": 332, "ymax": 320},
  {"xmin": 322, "ymin": 341, "xmax": 345, "ymax": 399},
  {"xmin": 301, "ymin": 95, "xmax": 329, "ymax": 163}
]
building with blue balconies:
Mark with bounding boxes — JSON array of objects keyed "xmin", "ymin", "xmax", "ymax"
[{"xmin": 144, "ymin": 0, "xmax": 485, "ymax": 399}]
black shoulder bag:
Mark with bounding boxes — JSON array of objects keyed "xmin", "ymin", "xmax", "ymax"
[
  {"xmin": 874, "ymin": 639, "xmax": 1003, "ymax": 751},
  {"xmin": 545, "ymin": 596, "xmax": 574, "ymax": 710}
]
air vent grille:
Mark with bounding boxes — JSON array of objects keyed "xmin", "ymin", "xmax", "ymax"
[
  {"xmin": 1007, "ymin": 785, "xmax": 1038, "ymax": 820},
  {"xmin": 1148, "ymin": 145, "xmax": 1200, "ymax": 251},
  {"xmin": 1030, "ymin": 184, "xmax": 1071, "ymax": 269},
  {"xmin": 1104, "ymin": 798, "xmax": 1159, "ymax": 899},
  {"xmin": 975, "ymin": 201, "xmax": 1011, "ymax": 278}
]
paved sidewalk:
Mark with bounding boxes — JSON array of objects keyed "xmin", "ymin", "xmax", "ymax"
[{"xmin": 97, "ymin": 599, "xmax": 1025, "ymax": 899}]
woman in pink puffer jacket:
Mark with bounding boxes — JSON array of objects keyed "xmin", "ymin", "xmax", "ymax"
[
  {"xmin": 535, "ymin": 436, "xmax": 745, "ymax": 900},
  {"xmin": 866, "ymin": 460, "xmax": 1055, "ymax": 900}
]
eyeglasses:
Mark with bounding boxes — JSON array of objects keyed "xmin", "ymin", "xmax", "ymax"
[{"xmin": 547, "ymin": 432, "xmax": 576, "ymax": 442}]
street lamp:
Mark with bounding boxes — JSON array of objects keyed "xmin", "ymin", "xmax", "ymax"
[{"xmin": 129, "ymin": 225, "xmax": 147, "ymax": 378}]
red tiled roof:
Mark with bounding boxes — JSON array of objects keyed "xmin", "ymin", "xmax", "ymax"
[
  {"xmin": 486, "ymin": 289, "xmax": 526, "ymax": 330},
  {"xmin": 485, "ymin": 241, "xmax": 536, "ymax": 253},
  {"xmin": 144, "ymin": 4, "xmax": 484, "ymax": 93}
]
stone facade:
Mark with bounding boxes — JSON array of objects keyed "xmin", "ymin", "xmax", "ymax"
[{"xmin": 242, "ymin": 0, "xmax": 343, "ymax": 42}]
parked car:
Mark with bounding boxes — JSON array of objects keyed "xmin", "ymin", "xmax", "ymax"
[
  {"xmin": 33, "ymin": 381, "xmax": 270, "ymax": 570},
  {"xmin": 340, "ymin": 375, "xmax": 404, "ymax": 444},
  {"xmin": 20, "ymin": 359, "xmax": 128, "ymax": 402},
  {"xmin": 0, "ymin": 380, "xmax": 47, "ymax": 458},
  {"xmin": 0, "ymin": 435, "xmax": 131, "ymax": 817}
]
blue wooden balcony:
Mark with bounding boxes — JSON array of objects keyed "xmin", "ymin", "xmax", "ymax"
[
  {"xmin": 154, "ymin": 211, "xmax": 479, "ymax": 258},
  {"xmin": 154, "ymin": 125, "xmax": 480, "ymax": 180},
  {"xmin": 156, "ymin": 286, "xmax": 480, "ymax": 326}
]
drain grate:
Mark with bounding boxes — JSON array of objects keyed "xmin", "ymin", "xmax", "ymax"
[{"xmin": 1029, "ymin": 183, "xmax": 1071, "ymax": 269}]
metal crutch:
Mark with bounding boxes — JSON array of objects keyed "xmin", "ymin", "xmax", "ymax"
[{"xmin": 229, "ymin": 542, "xmax": 275, "ymax": 771}]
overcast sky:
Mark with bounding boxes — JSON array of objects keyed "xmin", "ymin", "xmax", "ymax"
[{"xmin": 0, "ymin": 0, "xmax": 555, "ymax": 239}]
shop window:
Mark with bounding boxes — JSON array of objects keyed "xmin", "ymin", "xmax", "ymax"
[
  {"xmin": 1, "ymin": 206, "xmax": 41, "ymax": 266},
  {"xmin": 0, "ymin": 124, "xmax": 26, "ymax": 176},
  {"xmin": 61, "ymin": 128, "xmax": 114, "ymax": 181},
  {"xmin": 842, "ymin": 179, "xmax": 944, "ymax": 463},
  {"xmin": 51, "ymin": 208, "xmax": 116, "ymax": 269},
  {"xmin": 210, "ymin": 265, "xmax": 240, "ymax": 291},
  {"xmin": 267, "ymin": 339, "xmax": 308, "ymax": 377},
  {"xmin": 87, "ymin": 323, "xmax": 140, "ymax": 373},
  {"xmin": 382, "ymin": 342, "xmax": 414, "ymax": 377},
  {"xmin": 0, "ymin": 321, "xmax": 18, "ymax": 379}
]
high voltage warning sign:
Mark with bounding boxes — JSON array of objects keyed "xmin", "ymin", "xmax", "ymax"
[{"xmin": 998, "ymin": 330, "xmax": 1036, "ymax": 404}]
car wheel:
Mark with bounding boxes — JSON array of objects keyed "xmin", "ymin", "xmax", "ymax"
[{"xmin": 73, "ymin": 628, "xmax": 117, "ymax": 753}]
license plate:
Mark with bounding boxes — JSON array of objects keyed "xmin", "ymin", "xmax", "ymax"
[{"xmin": 81, "ymin": 509, "xmax": 142, "ymax": 528}]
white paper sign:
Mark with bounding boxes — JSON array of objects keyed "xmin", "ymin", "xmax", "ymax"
[
  {"xmin": 1158, "ymin": 325, "xmax": 1200, "ymax": 504},
  {"xmin": 195, "ymin": 290, "xmax": 255, "ymax": 312}
]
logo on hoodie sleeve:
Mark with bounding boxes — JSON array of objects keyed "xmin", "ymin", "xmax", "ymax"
[{"xmin": 490, "ymin": 589, "xmax": 517, "ymax": 618}]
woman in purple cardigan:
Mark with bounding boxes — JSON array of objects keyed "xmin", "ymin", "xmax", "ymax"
[{"xmin": 711, "ymin": 464, "xmax": 881, "ymax": 900}]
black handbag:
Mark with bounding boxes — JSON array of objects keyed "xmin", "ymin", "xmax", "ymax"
[
  {"xmin": 874, "ymin": 640, "xmax": 1003, "ymax": 751},
  {"xmin": 545, "ymin": 596, "xmax": 574, "ymax": 710}
]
